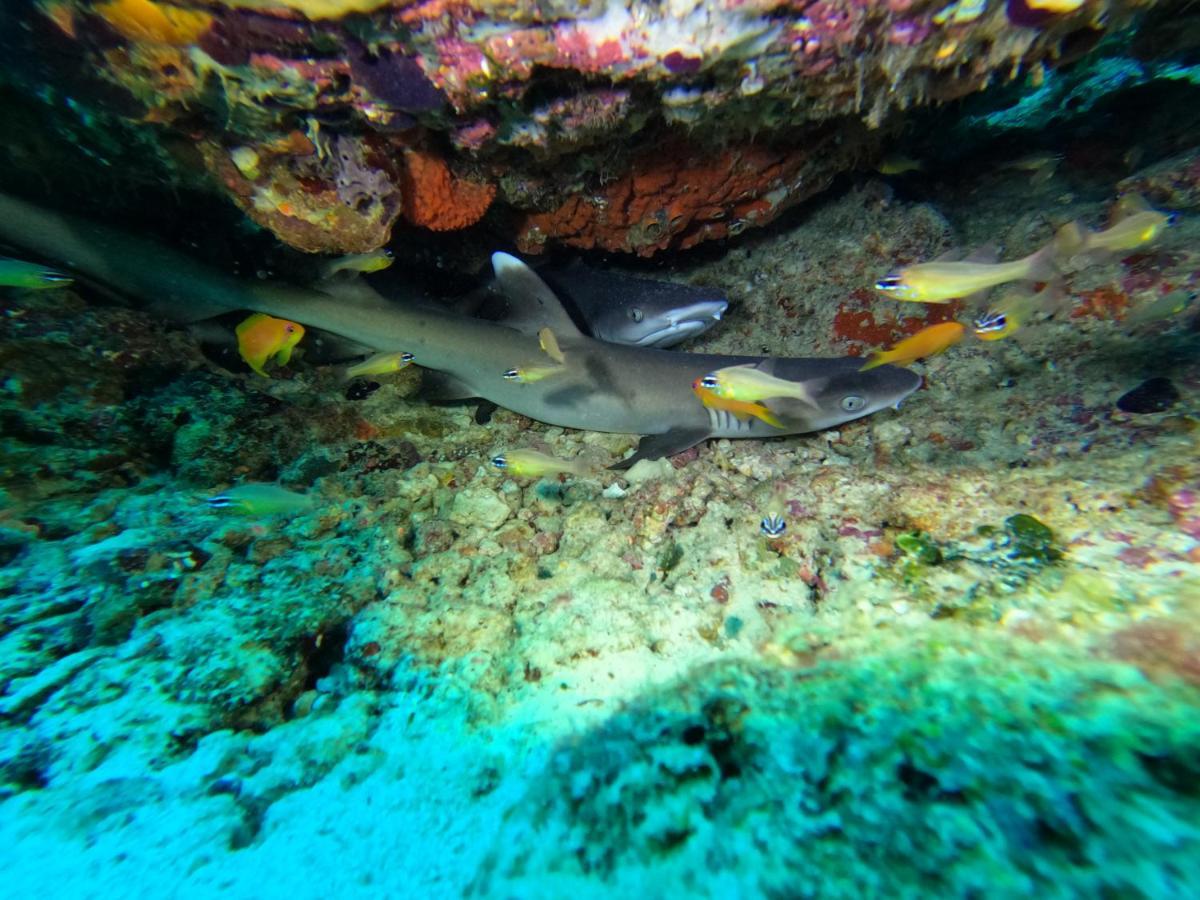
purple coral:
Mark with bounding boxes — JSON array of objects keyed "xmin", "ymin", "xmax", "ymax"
[{"xmin": 347, "ymin": 39, "xmax": 446, "ymax": 113}]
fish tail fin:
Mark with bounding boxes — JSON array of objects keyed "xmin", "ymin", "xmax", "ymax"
[
  {"xmin": 1052, "ymin": 221, "xmax": 1089, "ymax": 260},
  {"xmin": 758, "ymin": 404, "xmax": 786, "ymax": 429},
  {"xmin": 1022, "ymin": 243, "xmax": 1059, "ymax": 283},
  {"xmin": 858, "ymin": 351, "xmax": 888, "ymax": 372}
]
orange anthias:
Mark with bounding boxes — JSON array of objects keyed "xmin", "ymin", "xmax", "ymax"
[
  {"xmin": 236, "ymin": 313, "xmax": 305, "ymax": 377},
  {"xmin": 692, "ymin": 381, "xmax": 785, "ymax": 428},
  {"xmin": 859, "ymin": 321, "xmax": 965, "ymax": 371}
]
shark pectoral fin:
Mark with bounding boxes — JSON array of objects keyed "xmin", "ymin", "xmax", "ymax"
[
  {"xmin": 419, "ymin": 371, "xmax": 479, "ymax": 401},
  {"xmin": 491, "ymin": 252, "xmax": 586, "ymax": 338},
  {"xmin": 474, "ymin": 401, "xmax": 499, "ymax": 425},
  {"xmin": 609, "ymin": 428, "xmax": 711, "ymax": 470}
]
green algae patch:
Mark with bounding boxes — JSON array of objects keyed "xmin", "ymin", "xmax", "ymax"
[
  {"xmin": 896, "ymin": 530, "xmax": 943, "ymax": 566},
  {"xmin": 1004, "ymin": 513, "xmax": 1063, "ymax": 563}
]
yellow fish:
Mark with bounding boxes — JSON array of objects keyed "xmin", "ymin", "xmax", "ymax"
[
  {"xmin": 345, "ymin": 351, "xmax": 414, "ymax": 378},
  {"xmin": 973, "ymin": 282, "xmax": 1064, "ymax": 341},
  {"xmin": 322, "ymin": 249, "xmax": 394, "ymax": 278},
  {"xmin": 692, "ymin": 381, "xmax": 785, "ymax": 429},
  {"xmin": 236, "ymin": 313, "xmax": 305, "ymax": 377},
  {"xmin": 876, "ymin": 155, "xmax": 923, "ymax": 176},
  {"xmin": 503, "ymin": 364, "xmax": 562, "ymax": 384},
  {"xmin": 698, "ymin": 363, "xmax": 820, "ymax": 410},
  {"xmin": 1055, "ymin": 195, "xmax": 1176, "ymax": 257},
  {"xmin": 1126, "ymin": 289, "xmax": 1196, "ymax": 326},
  {"xmin": 0, "ymin": 256, "xmax": 73, "ymax": 289},
  {"xmin": 538, "ymin": 327, "xmax": 566, "ymax": 364},
  {"xmin": 206, "ymin": 483, "xmax": 314, "ymax": 516},
  {"xmin": 491, "ymin": 448, "xmax": 590, "ymax": 478},
  {"xmin": 874, "ymin": 245, "xmax": 1056, "ymax": 304},
  {"xmin": 859, "ymin": 321, "xmax": 965, "ymax": 371}
]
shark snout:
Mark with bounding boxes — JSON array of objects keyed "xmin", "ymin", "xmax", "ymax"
[{"xmin": 634, "ymin": 300, "xmax": 729, "ymax": 347}]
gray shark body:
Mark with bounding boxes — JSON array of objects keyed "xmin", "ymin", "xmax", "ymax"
[
  {"xmin": 0, "ymin": 193, "xmax": 920, "ymax": 464},
  {"xmin": 536, "ymin": 261, "xmax": 728, "ymax": 347}
]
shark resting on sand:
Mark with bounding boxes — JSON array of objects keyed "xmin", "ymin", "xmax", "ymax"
[{"xmin": 0, "ymin": 192, "xmax": 921, "ymax": 467}]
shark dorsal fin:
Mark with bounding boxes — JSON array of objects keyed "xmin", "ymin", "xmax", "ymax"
[{"xmin": 491, "ymin": 252, "xmax": 584, "ymax": 338}]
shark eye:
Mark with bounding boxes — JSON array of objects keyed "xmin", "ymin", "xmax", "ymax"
[
  {"xmin": 629, "ymin": 307, "xmax": 644, "ymax": 323},
  {"xmin": 490, "ymin": 456, "xmax": 507, "ymax": 469},
  {"xmin": 841, "ymin": 395, "xmax": 866, "ymax": 412},
  {"xmin": 700, "ymin": 375, "xmax": 719, "ymax": 390}
]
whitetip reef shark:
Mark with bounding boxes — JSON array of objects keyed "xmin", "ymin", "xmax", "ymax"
[{"xmin": 0, "ymin": 192, "xmax": 920, "ymax": 467}]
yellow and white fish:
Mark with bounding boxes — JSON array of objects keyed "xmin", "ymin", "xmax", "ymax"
[
  {"xmin": 491, "ymin": 448, "xmax": 590, "ymax": 478},
  {"xmin": 691, "ymin": 381, "xmax": 785, "ymax": 429},
  {"xmin": 538, "ymin": 327, "xmax": 566, "ymax": 364},
  {"xmin": 875, "ymin": 245, "xmax": 1056, "ymax": 304},
  {"xmin": 698, "ymin": 363, "xmax": 820, "ymax": 410},
  {"xmin": 0, "ymin": 256, "xmax": 73, "ymax": 289},
  {"xmin": 503, "ymin": 364, "xmax": 563, "ymax": 384},
  {"xmin": 345, "ymin": 351, "xmax": 414, "ymax": 378},
  {"xmin": 207, "ymin": 483, "xmax": 314, "ymax": 516},
  {"xmin": 1055, "ymin": 194, "xmax": 1177, "ymax": 258},
  {"xmin": 1126, "ymin": 289, "xmax": 1196, "ymax": 326},
  {"xmin": 973, "ymin": 282, "xmax": 1065, "ymax": 341},
  {"xmin": 321, "ymin": 249, "xmax": 394, "ymax": 278}
]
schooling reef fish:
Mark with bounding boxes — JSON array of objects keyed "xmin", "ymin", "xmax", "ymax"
[
  {"xmin": 322, "ymin": 249, "xmax": 394, "ymax": 278},
  {"xmin": 207, "ymin": 483, "xmax": 314, "ymax": 516},
  {"xmin": 0, "ymin": 193, "xmax": 920, "ymax": 468},
  {"xmin": 236, "ymin": 313, "xmax": 305, "ymax": 377},
  {"xmin": 0, "ymin": 256, "xmax": 73, "ymax": 289},
  {"xmin": 692, "ymin": 381, "xmax": 786, "ymax": 429},
  {"xmin": 698, "ymin": 363, "xmax": 821, "ymax": 410},
  {"xmin": 1055, "ymin": 194, "xmax": 1176, "ymax": 259},
  {"xmin": 875, "ymin": 245, "xmax": 1056, "ymax": 304},
  {"xmin": 345, "ymin": 351, "xmax": 413, "ymax": 378},
  {"xmin": 491, "ymin": 449, "xmax": 590, "ymax": 478}
]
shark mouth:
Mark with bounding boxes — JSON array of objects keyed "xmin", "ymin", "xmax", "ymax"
[{"xmin": 632, "ymin": 300, "xmax": 728, "ymax": 347}]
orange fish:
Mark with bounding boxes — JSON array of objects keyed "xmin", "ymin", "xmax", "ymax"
[
  {"xmin": 859, "ymin": 321, "xmax": 965, "ymax": 371},
  {"xmin": 236, "ymin": 313, "xmax": 305, "ymax": 377},
  {"xmin": 692, "ymin": 381, "xmax": 785, "ymax": 428}
]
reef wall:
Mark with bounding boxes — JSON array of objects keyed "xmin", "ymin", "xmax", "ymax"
[{"xmin": 0, "ymin": 0, "xmax": 1165, "ymax": 256}]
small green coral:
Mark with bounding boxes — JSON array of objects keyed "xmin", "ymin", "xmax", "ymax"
[
  {"xmin": 896, "ymin": 531, "xmax": 943, "ymax": 565},
  {"xmin": 1004, "ymin": 514, "xmax": 1063, "ymax": 563}
]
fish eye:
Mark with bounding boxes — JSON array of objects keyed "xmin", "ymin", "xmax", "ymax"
[
  {"xmin": 402, "ymin": 352, "xmax": 415, "ymax": 362},
  {"xmin": 841, "ymin": 395, "xmax": 866, "ymax": 412},
  {"xmin": 700, "ymin": 375, "xmax": 719, "ymax": 389},
  {"xmin": 629, "ymin": 307, "xmax": 644, "ymax": 323},
  {"xmin": 284, "ymin": 324, "xmax": 296, "ymax": 333},
  {"xmin": 503, "ymin": 368, "xmax": 520, "ymax": 379},
  {"xmin": 874, "ymin": 276, "xmax": 903, "ymax": 290},
  {"xmin": 490, "ymin": 456, "xmax": 507, "ymax": 469},
  {"xmin": 383, "ymin": 249, "xmax": 395, "ymax": 258}
]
